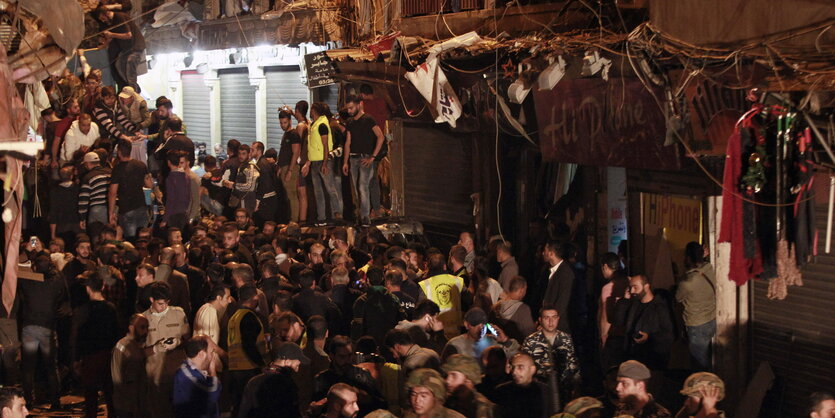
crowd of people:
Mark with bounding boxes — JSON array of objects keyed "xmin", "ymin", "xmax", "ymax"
[{"xmin": 8, "ymin": 5, "xmax": 829, "ymax": 418}]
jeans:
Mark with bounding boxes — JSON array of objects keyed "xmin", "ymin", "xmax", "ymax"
[
  {"xmin": 310, "ymin": 160, "xmax": 342, "ymax": 220},
  {"xmin": 686, "ymin": 319, "xmax": 716, "ymax": 371},
  {"xmin": 349, "ymin": 155, "xmax": 375, "ymax": 220},
  {"xmin": 87, "ymin": 205, "xmax": 108, "ymax": 226},
  {"xmin": 279, "ymin": 165, "xmax": 299, "ymax": 222},
  {"xmin": 370, "ymin": 160, "xmax": 381, "ymax": 212},
  {"xmin": 21, "ymin": 325, "xmax": 60, "ymax": 405},
  {"xmin": 119, "ymin": 206, "xmax": 149, "ymax": 239}
]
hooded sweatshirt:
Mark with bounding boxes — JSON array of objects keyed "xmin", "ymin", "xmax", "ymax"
[{"xmin": 491, "ymin": 299, "xmax": 536, "ymax": 341}]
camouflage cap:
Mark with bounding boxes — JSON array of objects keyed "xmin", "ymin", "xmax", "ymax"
[
  {"xmin": 442, "ymin": 354, "xmax": 482, "ymax": 384},
  {"xmin": 406, "ymin": 368, "xmax": 448, "ymax": 403},
  {"xmin": 550, "ymin": 414, "xmax": 576, "ymax": 418},
  {"xmin": 365, "ymin": 410, "xmax": 398, "ymax": 418},
  {"xmin": 680, "ymin": 372, "xmax": 725, "ymax": 401},
  {"xmin": 564, "ymin": 396, "xmax": 604, "ymax": 415}
]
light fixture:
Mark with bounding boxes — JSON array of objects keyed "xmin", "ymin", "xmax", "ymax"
[
  {"xmin": 581, "ymin": 50, "xmax": 612, "ymax": 81},
  {"xmin": 538, "ymin": 55, "xmax": 566, "ymax": 90}
]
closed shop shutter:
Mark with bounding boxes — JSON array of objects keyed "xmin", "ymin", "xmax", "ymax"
[
  {"xmin": 401, "ymin": 122, "xmax": 472, "ymax": 226},
  {"xmin": 265, "ymin": 66, "xmax": 309, "ymax": 151},
  {"xmin": 180, "ymin": 71, "xmax": 211, "ymax": 146},
  {"xmin": 219, "ymin": 68, "xmax": 256, "ymax": 147},
  {"xmin": 752, "ymin": 205, "xmax": 835, "ymax": 416}
]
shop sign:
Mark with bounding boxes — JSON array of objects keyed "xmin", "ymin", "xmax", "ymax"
[
  {"xmin": 533, "ymin": 78, "xmax": 681, "ymax": 170},
  {"xmin": 642, "ymin": 193, "xmax": 702, "ymax": 287}
]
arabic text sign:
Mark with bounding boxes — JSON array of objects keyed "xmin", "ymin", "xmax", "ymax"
[{"xmin": 304, "ymin": 52, "xmax": 337, "ymax": 88}]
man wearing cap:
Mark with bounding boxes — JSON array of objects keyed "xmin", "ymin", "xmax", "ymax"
[
  {"xmin": 78, "ymin": 151, "xmax": 112, "ymax": 230},
  {"xmin": 441, "ymin": 307, "xmax": 519, "ymax": 362},
  {"xmin": 561, "ymin": 396, "xmax": 604, "ymax": 418},
  {"xmin": 442, "ymin": 354, "xmax": 495, "ymax": 418},
  {"xmin": 118, "ymin": 86, "xmax": 151, "ymax": 129},
  {"xmin": 238, "ymin": 342, "xmax": 310, "ymax": 418},
  {"xmin": 614, "ymin": 360, "xmax": 671, "ymax": 418},
  {"xmin": 172, "ymin": 337, "xmax": 221, "ymax": 418},
  {"xmin": 675, "ymin": 372, "xmax": 725, "ymax": 418},
  {"xmin": 404, "ymin": 368, "xmax": 466, "ymax": 418}
]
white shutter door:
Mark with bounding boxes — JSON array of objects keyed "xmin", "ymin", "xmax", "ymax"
[
  {"xmin": 181, "ymin": 71, "xmax": 211, "ymax": 145},
  {"xmin": 219, "ymin": 69, "xmax": 257, "ymax": 148},
  {"xmin": 265, "ymin": 66, "xmax": 309, "ymax": 151}
]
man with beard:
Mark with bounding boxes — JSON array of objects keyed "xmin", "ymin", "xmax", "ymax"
[
  {"xmin": 613, "ymin": 275, "xmax": 674, "ymax": 373},
  {"xmin": 442, "ymin": 355, "xmax": 495, "ymax": 417},
  {"xmin": 322, "ymin": 384, "xmax": 361, "ymax": 418},
  {"xmin": 111, "ymin": 314, "xmax": 150, "ymax": 417},
  {"xmin": 63, "ymin": 236, "xmax": 96, "ymax": 308},
  {"xmin": 614, "ymin": 360, "xmax": 671, "ymax": 417},
  {"xmin": 341, "ymin": 95, "xmax": 384, "ymax": 225},
  {"xmin": 238, "ymin": 342, "xmax": 310, "ymax": 418},
  {"xmin": 92, "ymin": 86, "xmax": 139, "ymax": 145}
]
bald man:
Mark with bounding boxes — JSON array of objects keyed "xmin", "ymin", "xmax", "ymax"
[{"xmin": 494, "ymin": 353, "xmax": 551, "ymax": 417}]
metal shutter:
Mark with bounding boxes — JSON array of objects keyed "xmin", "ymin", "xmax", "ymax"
[
  {"xmin": 752, "ymin": 205, "xmax": 835, "ymax": 417},
  {"xmin": 402, "ymin": 122, "xmax": 472, "ymax": 226},
  {"xmin": 265, "ymin": 66, "xmax": 309, "ymax": 151},
  {"xmin": 219, "ymin": 68, "xmax": 257, "ymax": 147},
  {"xmin": 180, "ymin": 71, "xmax": 211, "ymax": 145}
]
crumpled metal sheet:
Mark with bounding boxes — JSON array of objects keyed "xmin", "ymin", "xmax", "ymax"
[
  {"xmin": 19, "ymin": 0, "xmax": 85, "ymax": 54},
  {"xmin": 0, "ymin": 41, "xmax": 30, "ymax": 142}
]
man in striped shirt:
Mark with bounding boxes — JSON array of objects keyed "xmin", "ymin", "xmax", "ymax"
[
  {"xmin": 78, "ymin": 152, "xmax": 112, "ymax": 230},
  {"xmin": 93, "ymin": 86, "xmax": 141, "ymax": 150}
]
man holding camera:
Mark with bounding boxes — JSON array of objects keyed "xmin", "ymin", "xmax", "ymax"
[{"xmin": 143, "ymin": 282, "xmax": 190, "ymax": 418}]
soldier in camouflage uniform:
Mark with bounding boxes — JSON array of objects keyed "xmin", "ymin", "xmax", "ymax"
[
  {"xmin": 674, "ymin": 372, "xmax": 725, "ymax": 418},
  {"xmin": 441, "ymin": 355, "xmax": 495, "ymax": 418},
  {"xmin": 614, "ymin": 360, "xmax": 671, "ymax": 418},
  {"xmin": 403, "ymin": 369, "xmax": 465, "ymax": 418},
  {"xmin": 521, "ymin": 305, "xmax": 580, "ymax": 408}
]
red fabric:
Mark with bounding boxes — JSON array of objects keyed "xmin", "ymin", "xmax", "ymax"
[
  {"xmin": 362, "ymin": 97, "xmax": 391, "ymax": 128},
  {"xmin": 719, "ymin": 126, "xmax": 762, "ymax": 286}
]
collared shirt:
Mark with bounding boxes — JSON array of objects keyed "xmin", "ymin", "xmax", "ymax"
[{"xmin": 549, "ymin": 260, "xmax": 563, "ymax": 279}]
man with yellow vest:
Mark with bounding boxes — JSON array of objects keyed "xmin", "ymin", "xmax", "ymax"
[
  {"xmin": 143, "ymin": 282, "xmax": 189, "ymax": 418},
  {"xmin": 418, "ymin": 253, "xmax": 465, "ymax": 338},
  {"xmin": 301, "ymin": 101, "xmax": 343, "ymax": 221},
  {"xmin": 227, "ymin": 284, "xmax": 268, "ymax": 417}
]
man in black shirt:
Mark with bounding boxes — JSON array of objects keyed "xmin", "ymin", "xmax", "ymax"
[
  {"xmin": 19, "ymin": 254, "xmax": 68, "ymax": 410},
  {"xmin": 71, "ymin": 272, "xmax": 121, "ymax": 418},
  {"xmin": 94, "ymin": 6, "xmax": 145, "ymax": 92},
  {"xmin": 251, "ymin": 141, "xmax": 279, "ymax": 227},
  {"xmin": 494, "ymin": 352, "xmax": 551, "ymax": 417},
  {"xmin": 341, "ymin": 95, "xmax": 384, "ymax": 225},
  {"xmin": 109, "ymin": 141, "xmax": 152, "ymax": 239},
  {"xmin": 277, "ymin": 110, "xmax": 302, "ymax": 222}
]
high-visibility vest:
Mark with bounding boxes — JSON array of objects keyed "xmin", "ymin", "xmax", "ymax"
[
  {"xmin": 307, "ymin": 115, "xmax": 332, "ymax": 162},
  {"xmin": 227, "ymin": 308, "xmax": 267, "ymax": 371},
  {"xmin": 420, "ymin": 274, "xmax": 464, "ymax": 335}
]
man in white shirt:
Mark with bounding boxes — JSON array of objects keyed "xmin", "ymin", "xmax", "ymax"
[
  {"xmin": 194, "ymin": 284, "xmax": 233, "ymax": 345},
  {"xmin": 61, "ymin": 114, "xmax": 100, "ymax": 163}
]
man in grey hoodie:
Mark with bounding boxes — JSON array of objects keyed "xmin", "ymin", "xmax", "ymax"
[{"xmin": 490, "ymin": 276, "xmax": 535, "ymax": 342}]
